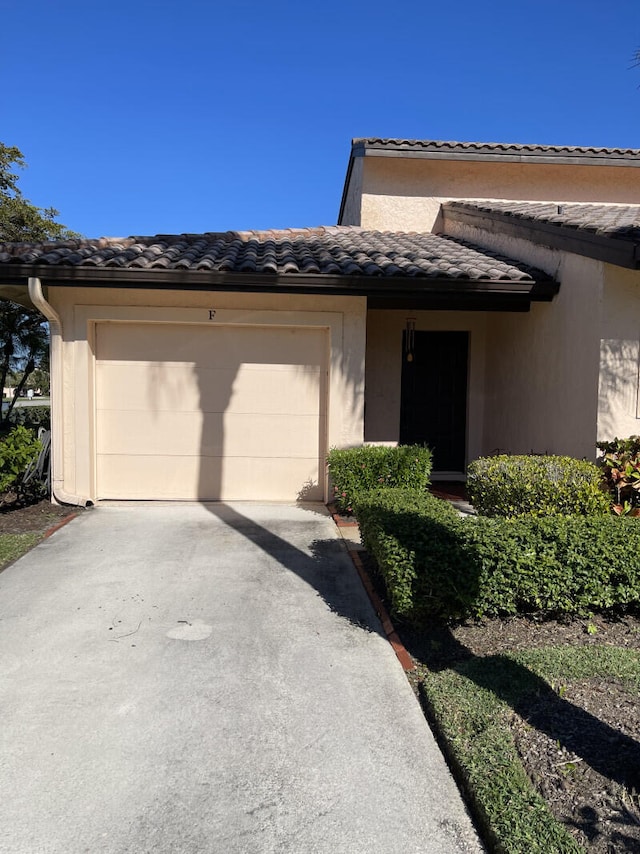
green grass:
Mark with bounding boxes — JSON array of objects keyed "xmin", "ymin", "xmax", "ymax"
[
  {"xmin": 0, "ymin": 533, "xmax": 41, "ymax": 569},
  {"xmin": 418, "ymin": 645, "xmax": 640, "ymax": 854}
]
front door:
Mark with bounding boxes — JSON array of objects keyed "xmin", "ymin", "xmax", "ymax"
[{"xmin": 399, "ymin": 331, "xmax": 469, "ymax": 472}]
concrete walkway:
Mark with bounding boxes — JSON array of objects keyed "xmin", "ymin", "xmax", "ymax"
[{"xmin": 1, "ymin": 503, "xmax": 483, "ymax": 853}]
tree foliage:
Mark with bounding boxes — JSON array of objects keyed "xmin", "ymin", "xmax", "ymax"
[
  {"xmin": 0, "ymin": 143, "xmax": 78, "ymax": 243},
  {"xmin": 0, "ymin": 142, "xmax": 78, "ymax": 428}
]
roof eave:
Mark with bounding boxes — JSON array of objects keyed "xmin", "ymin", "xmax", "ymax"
[
  {"xmin": 0, "ymin": 263, "xmax": 556, "ymax": 302},
  {"xmin": 442, "ymin": 203, "xmax": 640, "ymax": 269},
  {"xmin": 353, "ymin": 140, "xmax": 640, "ymax": 168}
]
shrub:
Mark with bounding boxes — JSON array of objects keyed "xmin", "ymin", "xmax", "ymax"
[
  {"xmin": 326, "ymin": 444, "xmax": 432, "ymax": 513},
  {"xmin": 353, "ymin": 488, "xmax": 640, "ymax": 622},
  {"xmin": 6, "ymin": 405, "xmax": 51, "ymax": 432},
  {"xmin": 467, "ymin": 454, "xmax": 610, "ymax": 518},
  {"xmin": 0, "ymin": 426, "xmax": 42, "ymax": 496},
  {"xmin": 596, "ymin": 436, "xmax": 640, "ymax": 513}
]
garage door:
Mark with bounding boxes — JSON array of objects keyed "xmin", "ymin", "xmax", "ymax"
[{"xmin": 95, "ymin": 322, "xmax": 327, "ymax": 501}]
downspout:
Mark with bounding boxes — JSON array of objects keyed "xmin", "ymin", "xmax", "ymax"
[{"xmin": 28, "ymin": 277, "xmax": 93, "ymax": 507}]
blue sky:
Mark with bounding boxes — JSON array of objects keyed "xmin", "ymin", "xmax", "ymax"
[{"xmin": 3, "ymin": 0, "xmax": 640, "ymax": 238}]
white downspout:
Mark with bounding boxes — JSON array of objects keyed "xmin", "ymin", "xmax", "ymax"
[{"xmin": 28, "ymin": 277, "xmax": 92, "ymax": 507}]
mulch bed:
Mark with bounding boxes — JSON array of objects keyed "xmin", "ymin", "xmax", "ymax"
[{"xmin": 0, "ymin": 497, "xmax": 80, "ymax": 535}]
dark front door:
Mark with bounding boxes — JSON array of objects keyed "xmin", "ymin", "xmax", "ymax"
[{"xmin": 399, "ymin": 331, "xmax": 469, "ymax": 471}]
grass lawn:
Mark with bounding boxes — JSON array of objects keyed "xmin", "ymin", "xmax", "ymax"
[
  {"xmin": 403, "ymin": 620, "xmax": 640, "ymax": 854},
  {"xmin": 0, "ymin": 532, "xmax": 41, "ymax": 569},
  {"xmin": 0, "ymin": 499, "xmax": 80, "ymax": 571}
]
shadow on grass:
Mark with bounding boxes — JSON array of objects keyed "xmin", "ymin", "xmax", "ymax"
[{"xmin": 402, "ymin": 624, "xmax": 640, "ymax": 791}]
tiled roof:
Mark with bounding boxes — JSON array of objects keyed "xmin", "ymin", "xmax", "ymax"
[
  {"xmin": 446, "ymin": 201, "xmax": 640, "ymax": 241},
  {"xmin": 0, "ymin": 226, "xmax": 549, "ymax": 283},
  {"xmin": 353, "ymin": 138, "xmax": 640, "ymax": 161}
]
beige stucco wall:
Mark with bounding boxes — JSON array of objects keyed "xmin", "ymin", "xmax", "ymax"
[
  {"xmin": 364, "ymin": 310, "xmax": 487, "ymax": 469},
  {"xmin": 482, "ymin": 253, "xmax": 603, "ymax": 459},
  {"xmin": 440, "ymin": 218, "xmax": 603, "ymax": 458},
  {"xmin": 598, "ymin": 265, "xmax": 640, "ymax": 441},
  {"xmin": 47, "ymin": 286, "xmax": 367, "ymax": 502},
  {"xmin": 355, "ymin": 157, "xmax": 640, "ymax": 232}
]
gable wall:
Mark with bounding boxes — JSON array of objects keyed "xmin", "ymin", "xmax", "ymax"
[{"xmin": 355, "ymin": 156, "xmax": 640, "ymax": 232}]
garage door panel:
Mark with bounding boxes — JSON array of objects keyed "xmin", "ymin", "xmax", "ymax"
[
  {"xmin": 95, "ymin": 322, "xmax": 327, "ymax": 501},
  {"xmin": 98, "ymin": 365, "xmax": 322, "ymax": 416},
  {"xmin": 99, "ymin": 411, "xmax": 321, "ymax": 458},
  {"xmin": 98, "ymin": 323, "xmax": 325, "ymax": 368},
  {"xmin": 97, "ymin": 363, "xmax": 201, "ymax": 412},
  {"xmin": 98, "ymin": 455, "xmax": 323, "ymax": 501}
]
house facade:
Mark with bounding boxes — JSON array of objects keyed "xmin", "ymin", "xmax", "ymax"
[{"xmin": 1, "ymin": 138, "xmax": 640, "ymax": 505}]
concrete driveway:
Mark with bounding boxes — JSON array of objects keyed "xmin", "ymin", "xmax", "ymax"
[{"xmin": 1, "ymin": 502, "xmax": 483, "ymax": 853}]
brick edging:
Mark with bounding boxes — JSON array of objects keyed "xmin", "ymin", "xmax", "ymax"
[
  {"xmin": 340, "ymin": 532, "xmax": 415, "ymax": 672},
  {"xmin": 43, "ymin": 512, "xmax": 78, "ymax": 539}
]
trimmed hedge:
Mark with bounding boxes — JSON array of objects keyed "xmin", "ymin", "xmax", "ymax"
[
  {"xmin": 467, "ymin": 454, "xmax": 611, "ymax": 518},
  {"xmin": 326, "ymin": 444, "xmax": 432, "ymax": 513},
  {"xmin": 353, "ymin": 488, "xmax": 640, "ymax": 622}
]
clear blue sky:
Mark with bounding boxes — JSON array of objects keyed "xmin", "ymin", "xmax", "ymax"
[{"xmin": 3, "ymin": 0, "xmax": 640, "ymax": 238}]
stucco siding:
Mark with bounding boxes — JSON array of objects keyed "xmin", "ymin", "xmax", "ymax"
[
  {"xmin": 598, "ymin": 265, "xmax": 640, "ymax": 441},
  {"xmin": 358, "ymin": 157, "xmax": 640, "ymax": 232},
  {"xmin": 483, "ymin": 254, "xmax": 603, "ymax": 459}
]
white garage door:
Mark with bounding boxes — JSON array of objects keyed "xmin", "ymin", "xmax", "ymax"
[{"xmin": 95, "ymin": 322, "xmax": 327, "ymax": 501}]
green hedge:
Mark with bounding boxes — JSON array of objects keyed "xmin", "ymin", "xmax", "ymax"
[
  {"xmin": 0, "ymin": 426, "xmax": 42, "ymax": 495},
  {"xmin": 326, "ymin": 445, "xmax": 432, "ymax": 513},
  {"xmin": 353, "ymin": 488, "xmax": 640, "ymax": 622},
  {"xmin": 467, "ymin": 454, "xmax": 610, "ymax": 518}
]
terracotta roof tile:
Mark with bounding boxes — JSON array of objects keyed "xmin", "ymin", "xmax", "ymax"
[{"xmin": 0, "ymin": 226, "xmax": 550, "ymax": 283}]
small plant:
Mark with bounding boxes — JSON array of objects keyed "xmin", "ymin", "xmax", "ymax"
[
  {"xmin": 467, "ymin": 454, "xmax": 611, "ymax": 518},
  {"xmin": 326, "ymin": 445, "xmax": 432, "ymax": 513},
  {"xmin": 597, "ymin": 436, "xmax": 640, "ymax": 514}
]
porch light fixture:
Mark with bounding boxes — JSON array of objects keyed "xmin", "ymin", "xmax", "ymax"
[{"xmin": 405, "ymin": 317, "xmax": 416, "ymax": 362}]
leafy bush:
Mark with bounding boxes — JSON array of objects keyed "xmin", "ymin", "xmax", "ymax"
[
  {"xmin": 467, "ymin": 454, "xmax": 610, "ymax": 518},
  {"xmin": 6, "ymin": 405, "xmax": 51, "ymax": 432},
  {"xmin": 0, "ymin": 426, "xmax": 42, "ymax": 496},
  {"xmin": 326, "ymin": 444, "xmax": 432, "ymax": 513},
  {"xmin": 353, "ymin": 488, "xmax": 640, "ymax": 622},
  {"xmin": 596, "ymin": 436, "xmax": 640, "ymax": 514}
]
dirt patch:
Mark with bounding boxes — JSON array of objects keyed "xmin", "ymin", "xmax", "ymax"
[
  {"xmin": 400, "ymin": 613, "xmax": 640, "ymax": 853},
  {"xmin": 0, "ymin": 498, "xmax": 80, "ymax": 535},
  {"xmin": 511, "ymin": 678, "xmax": 640, "ymax": 853}
]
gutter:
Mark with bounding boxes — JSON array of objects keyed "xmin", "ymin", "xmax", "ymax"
[{"xmin": 28, "ymin": 277, "xmax": 93, "ymax": 508}]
